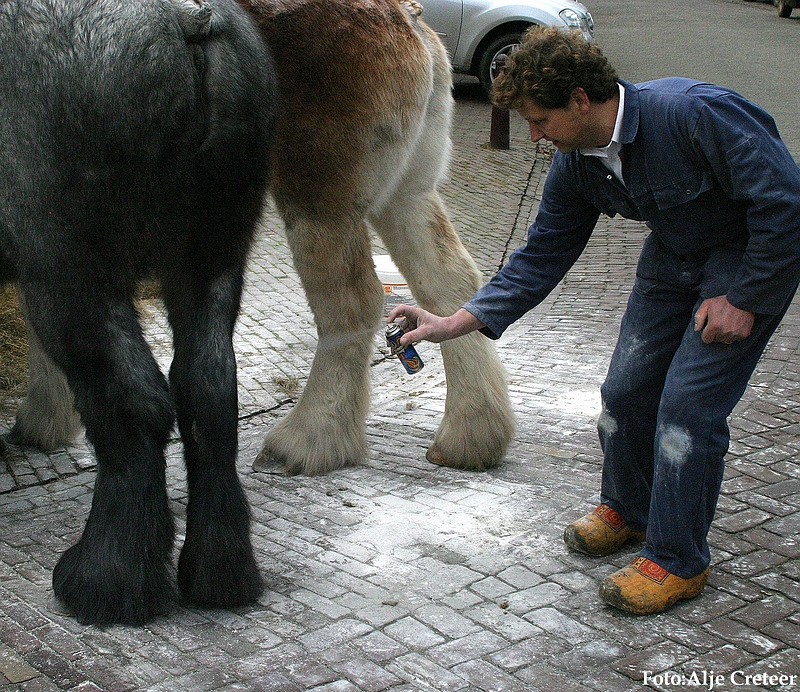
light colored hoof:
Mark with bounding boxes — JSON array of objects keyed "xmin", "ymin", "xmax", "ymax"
[
  {"xmin": 425, "ymin": 443, "xmax": 448, "ymax": 467},
  {"xmin": 252, "ymin": 448, "xmax": 285, "ymax": 474},
  {"xmin": 425, "ymin": 441, "xmax": 502, "ymax": 472}
]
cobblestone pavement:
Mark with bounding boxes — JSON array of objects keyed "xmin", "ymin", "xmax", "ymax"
[{"xmin": 1, "ymin": 82, "xmax": 799, "ymax": 692}]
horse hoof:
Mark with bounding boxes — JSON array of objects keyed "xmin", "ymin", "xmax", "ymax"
[
  {"xmin": 252, "ymin": 448, "xmax": 284, "ymax": 474},
  {"xmin": 53, "ymin": 541, "xmax": 174, "ymax": 625},
  {"xmin": 426, "ymin": 443, "xmax": 448, "ymax": 466},
  {"xmin": 178, "ymin": 544, "xmax": 264, "ymax": 609},
  {"xmin": 46, "ymin": 594, "xmax": 74, "ymax": 618}
]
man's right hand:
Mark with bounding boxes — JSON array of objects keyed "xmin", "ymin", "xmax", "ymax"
[{"xmin": 386, "ymin": 306, "xmax": 484, "ymax": 346}]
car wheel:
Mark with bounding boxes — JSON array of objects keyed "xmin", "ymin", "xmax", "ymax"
[
  {"xmin": 477, "ymin": 31, "xmax": 525, "ymax": 97},
  {"xmin": 777, "ymin": 0, "xmax": 793, "ymax": 16}
]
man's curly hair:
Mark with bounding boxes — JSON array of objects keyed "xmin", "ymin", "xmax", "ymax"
[{"xmin": 491, "ymin": 27, "xmax": 618, "ymax": 110}]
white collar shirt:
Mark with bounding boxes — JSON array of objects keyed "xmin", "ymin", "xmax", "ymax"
[{"xmin": 579, "ymin": 82, "xmax": 626, "ymax": 182}]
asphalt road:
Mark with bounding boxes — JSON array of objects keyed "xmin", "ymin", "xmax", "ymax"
[{"xmin": 584, "ymin": 0, "xmax": 800, "ymax": 158}]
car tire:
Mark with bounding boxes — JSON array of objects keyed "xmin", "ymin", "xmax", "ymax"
[
  {"xmin": 477, "ymin": 31, "xmax": 526, "ymax": 97},
  {"xmin": 777, "ymin": 0, "xmax": 793, "ymax": 17}
]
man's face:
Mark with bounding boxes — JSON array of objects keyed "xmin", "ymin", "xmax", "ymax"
[{"xmin": 516, "ymin": 92, "xmax": 593, "ymax": 153}]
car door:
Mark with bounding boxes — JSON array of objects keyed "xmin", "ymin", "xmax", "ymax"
[{"xmin": 421, "ymin": 0, "xmax": 464, "ymax": 63}]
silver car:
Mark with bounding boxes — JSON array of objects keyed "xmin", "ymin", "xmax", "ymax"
[{"xmin": 422, "ymin": 0, "xmax": 594, "ymax": 93}]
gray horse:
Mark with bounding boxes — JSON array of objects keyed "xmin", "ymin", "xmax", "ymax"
[{"xmin": 0, "ymin": 0, "xmax": 277, "ymax": 625}]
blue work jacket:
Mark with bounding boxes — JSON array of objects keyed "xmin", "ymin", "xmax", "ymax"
[{"xmin": 465, "ymin": 78, "xmax": 800, "ymax": 339}]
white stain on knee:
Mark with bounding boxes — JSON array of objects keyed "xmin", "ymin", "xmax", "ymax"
[
  {"xmin": 616, "ymin": 335, "xmax": 644, "ymax": 366},
  {"xmin": 658, "ymin": 424, "xmax": 693, "ymax": 467},
  {"xmin": 598, "ymin": 408, "xmax": 618, "ymax": 436}
]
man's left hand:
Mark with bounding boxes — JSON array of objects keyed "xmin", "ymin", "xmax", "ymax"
[{"xmin": 694, "ymin": 295, "xmax": 755, "ymax": 344}]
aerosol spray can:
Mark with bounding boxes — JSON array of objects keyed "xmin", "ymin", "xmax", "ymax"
[{"xmin": 385, "ymin": 323, "xmax": 424, "ymax": 374}]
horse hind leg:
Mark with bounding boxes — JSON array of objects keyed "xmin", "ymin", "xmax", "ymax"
[
  {"xmin": 7, "ymin": 289, "xmax": 81, "ymax": 450},
  {"xmin": 254, "ymin": 0, "xmax": 461, "ymax": 475},
  {"xmin": 367, "ymin": 58, "xmax": 515, "ymax": 470},
  {"xmin": 255, "ymin": 215, "xmax": 383, "ymax": 476},
  {"xmin": 24, "ymin": 288, "xmax": 177, "ymax": 625},
  {"xmin": 371, "ymin": 188, "xmax": 515, "ymax": 470},
  {"xmin": 164, "ymin": 266, "xmax": 264, "ymax": 609}
]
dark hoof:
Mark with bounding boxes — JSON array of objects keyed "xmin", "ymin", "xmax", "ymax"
[
  {"xmin": 5, "ymin": 426, "xmax": 23, "ymax": 446},
  {"xmin": 53, "ymin": 541, "xmax": 174, "ymax": 626},
  {"xmin": 178, "ymin": 540, "xmax": 264, "ymax": 609}
]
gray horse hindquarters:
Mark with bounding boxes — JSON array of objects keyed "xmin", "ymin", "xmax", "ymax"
[{"xmin": 0, "ymin": 0, "xmax": 277, "ymax": 625}]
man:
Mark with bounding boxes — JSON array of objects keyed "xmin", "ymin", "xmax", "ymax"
[{"xmin": 388, "ymin": 27, "xmax": 800, "ymax": 614}]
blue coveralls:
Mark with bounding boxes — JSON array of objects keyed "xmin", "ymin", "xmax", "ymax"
[{"xmin": 464, "ymin": 78, "xmax": 800, "ymax": 578}]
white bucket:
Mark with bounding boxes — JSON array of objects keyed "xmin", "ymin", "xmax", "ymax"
[{"xmin": 373, "ymin": 254, "xmax": 407, "ymax": 295}]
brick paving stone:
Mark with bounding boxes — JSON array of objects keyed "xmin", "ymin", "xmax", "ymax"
[
  {"xmin": 0, "ymin": 643, "xmax": 39, "ymax": 684},
  {"xmin": 450, "ymin": 658, "xmax": 529, "ymax": 692},
  {"xmin": 305, "ymin": 681, "xmax": 362, "ymax": 692},
  {"xmin": 524, "ymin": 606, "xmax": 596, "ymax": 645},
  {"xmin": 713, "ymin": 576, "xmax": 775, "ymax": 603},
  {"xmin": 463, "ymin": 603, "xmax": 543, "ymax": 643},
  {"xmin": 552, "ymin": 638, "xmax": 630, "ymax": 678},
  {"xmin": 658, "ymin": 620, "xmax": 726, "ymax": 654},
  {"xmin": 282, "ymin": 658, "xmax": 339, "ymax": 688},
  {"xmin": 388, "ymin": 653, "xmax": 467, "ymax": 692},
  {"xmin": 678, "ymin": 643, "xmax": 759, "ymax": 679},
  {"xmin": 581, "ymin": 667, "xmax": 644, "ymax": 692},
  {"xmin": 730, "ymin": 483, "xmax": 796, "ymax": 513},
  {"xmin": 677, "ymin": 587, "xmax": 749, "ymax": 625},
  {"xmin": 383, "ymin": 618, "xmax": 446, "ymax": 650},
  {"xmin": 742, "ymin": 527, "xmax": 800, "ymax": 558},
  {"xmin": 23, "ymin": 647, "xmax": 87, "ymax": 690},
  {"xmin": 762, "ymin": 619, "xmax": 800, "ymax": 649},
  {"xmin": 721, "ymin": 474, "xmax": 767, "ymax": 495},
  {"xmin": 763, "ymin": 511, "xmax": 800, "ymax": 538},
  {"xmin": 471, "ymin": 576, "xmax": 516, "ymax": 600},
  {"xmin": 515, "ymin": 663, "xmax": 599, "ymax": 692},
  {"xmin": 782, "ymin": 562, "xmax": 800, "ymax": 583},
  {"xmin": 352, "ymin": 632, "xmax": 407, "ymax": 664},
  {"xmin": 611, "ymin": 640, "xmax": 695, "ymax": 681},
  {"xmin": 71, "ymin": 661, "xmax": 138, "ymax": 692},
  {"xmin": 329, "ymin": 656, "xmax": 402, "ymax": 692},
  {"xmin": 148, "ymin": 666, "xmax": 237, "ymax": 691},
  {"xmin": 729, "ymin": 648, "xmax": 800, "ymax": 688},
  {"xmin": 4, "ymin": 679, "xmax": 62, "ymax": 692},
  {"xmin": 29, "ymin": 625, "xmax": 84, "ymax": 663},
  {"xmin": 732, "ymin": 594, "xmax": 800, "ymax": 629},
  {"xmin": 486, "ymin": 633, "xmax": 571, "ymax": 672},
  {"xmin": 709, "ymin": 527, "xmax": 761, "ymax": 561},
  {"xmin": 496, "ymin": 564, "xmax": 545, "ymax": 590},
  {"xmin": 430, "ymin": 631, "xmax": 510, "ymax": 670},
  {"xmin": 760, "ymin": 480, "xmax": 800, "ymax": 501},
  {"xmin": 702, "ymin": 616, "xmax": 784, "ymax": 656},
  {"xmin": 719, "ymin": 549, "xmax": 789, "ymax": 579},
  {"xmin": 715, "ymin": 508, "xmax": 774, "ymax": 533},
  {"xmin": 752, "ymin": 572, "xmax": 800, "ymax": 603},
  {"xmin": 412, "ymin": 604, "xmax": 481, "ymax": 639}
]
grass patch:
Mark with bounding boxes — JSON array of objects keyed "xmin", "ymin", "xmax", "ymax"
[{"xmin": 0, "ymin": 285, "xmax": 28, "ymax": 406}]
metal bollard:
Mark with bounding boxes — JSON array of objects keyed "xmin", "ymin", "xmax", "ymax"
[{"xmin": 489, "ymin": 54, "xmax": 509, "ymax": 150}]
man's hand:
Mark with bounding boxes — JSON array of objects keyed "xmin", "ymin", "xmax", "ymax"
[
  {"xmin": 694, "ymin": 295, "xmax": 755, "ymax": 345},
  {"xmin": 386, "ymin": 306, "xmax": 484, "ymax": 346}
]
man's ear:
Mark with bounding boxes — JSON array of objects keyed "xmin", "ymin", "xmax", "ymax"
[{"xmin": 571, "ymin": 87, "xmax": 591, "ymax": 112}]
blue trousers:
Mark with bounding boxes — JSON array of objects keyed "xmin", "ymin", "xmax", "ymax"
[{"xmin": 598, "ymin": 233, "xmax": 793, "ymax": 579}]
